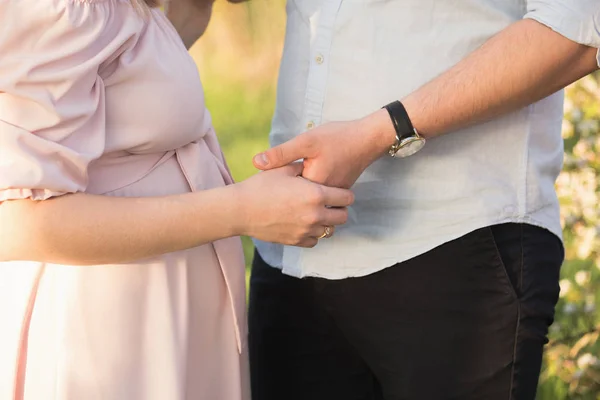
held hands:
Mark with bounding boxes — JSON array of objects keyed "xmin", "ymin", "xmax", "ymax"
[
  {"xmin": 234, "ymin": 163, "xmax": 354, "ymax": 248},
  {"xmin": 252, "ymin": 110, "xmax": 397, "ymax": 189}
]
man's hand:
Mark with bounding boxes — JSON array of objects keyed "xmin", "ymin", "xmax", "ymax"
[
  {"xmin": 254, "ymin": 19, "xmax": 599, "ymax": 189},
  {"xmin": 252, "ymin": 109, "xmax": 397, "ymax": 188}
]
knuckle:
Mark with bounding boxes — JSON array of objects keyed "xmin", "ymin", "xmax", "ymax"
[
  {"xmin": 298, "ymin": 229, "xmax": 310, "ymax": 240},
  {"xmin": 306, "ymin": 239, "xmax": 318, "ymax": 248},
  {"xmin": 339, "ymin": 210, "xmax": 349, "ymax": 224},
  {"xmin": 300, "ymin": 212, "xmax": 319, "ymax": 226},
  {"xmin": 346, "ymin": 191, "xmax": 355, "ymax": 205},
  {"xmin": 274, "ymin": 147, "xmax": 285, "ymax": 164},
  {"xmin": 300, "ymin": 224, "xmax": 313, "ymax": 237},
  {"xmin": 303, "ymin": 136, "xmax": 318, "ymax": 153},
  {"xmin": 308, "ymin": 186, "xmax": 325, "ymax": 205},
  {"xmin": 310, "ymin": 210, "xmax": 324, "ymax": 225}
]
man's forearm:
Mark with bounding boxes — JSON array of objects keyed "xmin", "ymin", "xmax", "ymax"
[
  {"xmin": 372, "ymin": 19, "xmax": 599, "ymax": 144},
  {"xmin": 254, "ymin": 18, "xmax": 599, "ymax": 189}
]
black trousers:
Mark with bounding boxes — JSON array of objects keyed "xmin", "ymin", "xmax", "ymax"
[{"xmin": 248, "ymin": 224, "xmax": 564, "ymax": 400}]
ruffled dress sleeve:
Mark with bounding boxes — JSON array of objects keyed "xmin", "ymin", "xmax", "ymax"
[{"xmin": 0, "ymin": 0, "xmax": 133, "ymax": 201}]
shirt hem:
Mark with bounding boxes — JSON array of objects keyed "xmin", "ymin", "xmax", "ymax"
[{"xmin": 258, "ymin": 212, "xmax": 562, "ymax": 280}]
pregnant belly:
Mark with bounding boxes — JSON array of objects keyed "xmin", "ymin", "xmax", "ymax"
[
  {"xmin": 103, "ymin": 154, "xmax": 193, "ymax": 198},
  {"xmin": 100, "ymin": 144, "xmax": 230, "ymax": 199}
]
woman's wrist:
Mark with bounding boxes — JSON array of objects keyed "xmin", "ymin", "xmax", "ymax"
[
  {"xmin": 220, "ymin": 184, "xmax": 250, "ymax": 238},
  {"xmin": 187, "ymin": 185, "xmax": 244, "ymax": 240}
]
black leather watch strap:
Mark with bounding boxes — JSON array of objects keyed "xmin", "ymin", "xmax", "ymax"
[{"xmin": 383, "ymin": 100, "xmax": 415, "ymax": 140}]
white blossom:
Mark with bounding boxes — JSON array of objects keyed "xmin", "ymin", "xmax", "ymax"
[
  {"xmin": 577, "ymin": 353, "xmax": 598, "ymax": 369},
  {"xmin": 559, "ymin": 279, "xmax": 572, "ymax": 297},
  {"xmin": 575, "ymin": 270, "xmax": 591, "ymax": 286}
]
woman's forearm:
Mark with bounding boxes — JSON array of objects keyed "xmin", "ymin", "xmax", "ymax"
[
  {"xmin": 0, "ymin": 187, "xmax": 241, "ymax": 265},
  {"xmin": 0, "ymin": 165, "xmax": 355, "ymax": 265}
]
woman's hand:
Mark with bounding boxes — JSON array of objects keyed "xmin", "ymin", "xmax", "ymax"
[
  {"xmin": 0, "ymin": 163, "xmax": 351, "ymax": 265},
  {"xmin": 233, "ymin": 163, "xmax": 355, "ymax": 247}
]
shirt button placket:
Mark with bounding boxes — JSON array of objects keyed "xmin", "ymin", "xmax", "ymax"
[{"xmin": 302, "ymin": 0, "xmax": 341, "ymax": 133}]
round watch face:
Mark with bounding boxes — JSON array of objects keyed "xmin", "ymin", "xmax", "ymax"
[{"xmin": 394, "ymin": 137, "xmax": 426, "ymax": 158}]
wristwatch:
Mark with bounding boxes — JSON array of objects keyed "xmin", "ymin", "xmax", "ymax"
[{"xmin": 383, "ymin": 100, "xmax": 426, "ymax": 158}]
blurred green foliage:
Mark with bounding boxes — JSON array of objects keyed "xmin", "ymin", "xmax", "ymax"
[
  {"xmin": 193, "ymin": 2, "xmax": 600, "ymax": 397},
  {"xmin": 537, "ymin": 72, "xmax": 600, "ymax": 400}
]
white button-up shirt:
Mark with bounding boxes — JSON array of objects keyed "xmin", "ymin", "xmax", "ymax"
[{"xmin": 254, "ymin": 0, "xmax": 600, "ymax": 279}]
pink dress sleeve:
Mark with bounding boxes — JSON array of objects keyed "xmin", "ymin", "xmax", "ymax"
[{"xmin": 0, "ymin": 0, "xmax": 129, "ymax": 201}]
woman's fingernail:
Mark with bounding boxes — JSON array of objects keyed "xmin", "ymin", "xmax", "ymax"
[{"xmin": 254, "ymin": 153, "xmax": 269, "ymax": 167}]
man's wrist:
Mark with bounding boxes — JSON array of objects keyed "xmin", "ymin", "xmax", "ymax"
[{"xmin": 360, "ymin": 108, "xmax": 398, "ymax": 156}]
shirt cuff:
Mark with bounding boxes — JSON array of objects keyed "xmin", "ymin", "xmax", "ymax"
[{"xmin": 524, "ymin": 2, "xmax": 600, "ymax": 67}]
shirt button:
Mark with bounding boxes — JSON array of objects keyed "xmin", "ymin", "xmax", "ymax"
[
  {"xmin": 315, "ymin": 54, "xmax": 324, "ymax": 64},
  {"xmin": 306, "ymin": 121, "xmax": 315, "ymax": 129}
]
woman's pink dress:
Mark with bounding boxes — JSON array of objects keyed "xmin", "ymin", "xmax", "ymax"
[{"xmin": 0, "ymin": 0, "xmax": 249, "ymax": 399}]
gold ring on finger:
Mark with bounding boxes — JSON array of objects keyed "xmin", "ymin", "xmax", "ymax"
[{"xmin": 318, "ymin": 226, "xmax": 332, "ymax": 240}]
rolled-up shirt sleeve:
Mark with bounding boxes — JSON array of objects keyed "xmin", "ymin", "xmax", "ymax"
[{"xmin": 525, "ymin": 0, "xmax": 600, "ymax": 66}]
